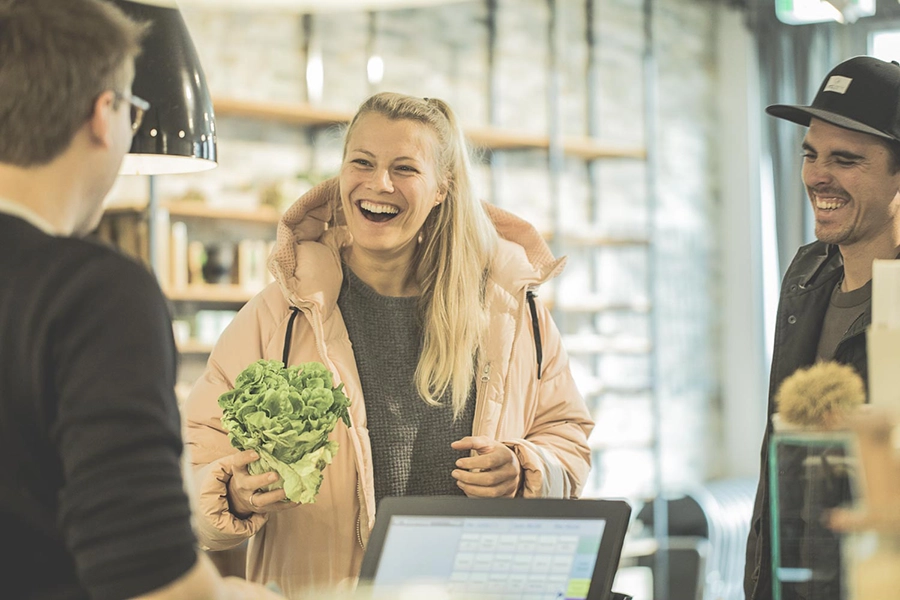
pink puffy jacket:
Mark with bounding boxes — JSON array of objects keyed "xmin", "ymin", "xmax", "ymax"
[{"xmin": 182, "ymin": 178, "xmax": 594, "ymax": 598}]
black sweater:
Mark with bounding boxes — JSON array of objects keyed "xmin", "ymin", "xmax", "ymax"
[{"xmin": 0, "ymin": 214, "xmax": 196, "ymax": 600}]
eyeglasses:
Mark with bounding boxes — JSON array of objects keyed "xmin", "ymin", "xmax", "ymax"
[{"xmin": 113, "ymin": 91, "xmax": 150, "ymax": 133}]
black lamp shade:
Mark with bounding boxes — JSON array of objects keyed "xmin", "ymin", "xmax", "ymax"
[{"xmin": 114, "ymin": 0, "xmax": 217, "ymax": 175}]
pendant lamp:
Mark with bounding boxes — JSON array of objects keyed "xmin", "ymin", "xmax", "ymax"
[
  {"xmin": 113, "ymin": 0, "xmax": 217, "ymax": 174},
  {"xmin": 177, "ymin": 0, "xmax": 472, "ymax": 11},
  {"xmin": 775, "ymin": 0, "xmax": 875, "ymax": 24}
]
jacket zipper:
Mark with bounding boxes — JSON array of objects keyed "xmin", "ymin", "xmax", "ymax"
[
  {"xmin": 525, "ymin": 289, "xmax": 543, "ymax": 379},
  {"xmin": 356, "ymin": 479, "xmax": 365, "ymax": 548},
  {"xmin": 472, "ymin": 362, "xmax": 491, "ymax": 436}
]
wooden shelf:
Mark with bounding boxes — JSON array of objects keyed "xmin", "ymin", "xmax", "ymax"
[
  {"xmin": 562, "ymin": 335, "xmax": 652, "ymax": 355},
  {"xmin": 544, "ymin": 296, "xmax": 651, "ymax": 314},
  {"xmin": 165, "ymin": 201, "xmax": 281, "ymax": 224},
  {"xmin": 466, "ymin": 127, "xmax": 646, "ymax": 160},
  {"xmin": 106, "ymin": 201, "xmax": 280, "ymax": 224},
  {"xmin": 177, "ymin": 340, "xmax": 214, "ymax": 354},
  {"xmin": 582, "ymin": 385, "xmax": 653, "ymax": 397},
  {"xmin": 575, "ymin": 371, "xmax": 650, "ymax": 399},
  {"xmin": 556, "ymin": 233, "xmax": 650, "ymax": 247},
  {"xmin": 103, "ymin": 203, "xmax": 149, "ymax": 216},
  {"xmin": 554, "ymin": 299, "xmax": 651, "ymax": 313},
  {"xmin": 214, "ymin": 97, "xmax": 354, "ymax": 126},
  {"xmin": 561, "ymin": 136, "xmax": 646, "ymax": 161},
  {"xmin": 165, "ymin": 284, "xmax": 256, "ymax": 303},
  {"xmin": 540, "ymin": 229, "xmax": 649, "ymax": 246},
  {"xmin": 213, "ymin": 97, "xmax": 645, "ymax": 160},
  {"xmin": 589, "ymin": 438, "xmax": 654, "ymax": 452}
]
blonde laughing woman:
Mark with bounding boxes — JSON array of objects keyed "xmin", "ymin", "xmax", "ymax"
[{"xmin": 183, "ymin": 92, "xmax": 594, "ymax": 597}]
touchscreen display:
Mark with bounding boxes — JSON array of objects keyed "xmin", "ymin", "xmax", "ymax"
[{"xmin": 370, "ymin": 515, "xmax": 607, "ymax": 600}]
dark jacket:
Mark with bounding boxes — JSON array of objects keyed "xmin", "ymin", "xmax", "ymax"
[{"xmin": 744, "ymin": 241, "xmax": 869, "ymax": 600}]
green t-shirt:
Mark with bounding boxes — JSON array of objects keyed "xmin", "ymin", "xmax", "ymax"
[{"xmin": 815, "ymin": 277, "xmax": 871, "ymax": 362}]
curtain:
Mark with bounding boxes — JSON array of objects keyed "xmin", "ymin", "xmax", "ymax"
[{"xmin": 752, "ymin": 7, "xmax": 839, "ymax": 277}]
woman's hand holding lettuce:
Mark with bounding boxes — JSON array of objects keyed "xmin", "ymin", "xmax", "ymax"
[{"xmin": 218, "ymin": 359, "xmax": 351, "ymax": 504}]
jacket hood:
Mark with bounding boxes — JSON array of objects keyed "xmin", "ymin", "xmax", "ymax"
[{"xmin": 267, "ymin": 177, "xmax": 566, "ymax": 308}]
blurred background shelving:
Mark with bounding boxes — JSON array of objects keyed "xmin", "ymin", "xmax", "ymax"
[
  {"xmin": 97, "ymin": 0, "xmax": 666, "ymax": 544},
  {"xmin": 96, "ymin": 1, "xmax": 765, "ymax": 598}
]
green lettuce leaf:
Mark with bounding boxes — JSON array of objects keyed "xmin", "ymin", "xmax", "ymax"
[{"xmin": 218, "ymin": 359, "xmax": 351, "ymax": 504}]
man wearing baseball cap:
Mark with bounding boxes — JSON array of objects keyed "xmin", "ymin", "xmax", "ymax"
[{"xmin": 744, "ymin": 56, "xmax": 900, "ymax": 600}]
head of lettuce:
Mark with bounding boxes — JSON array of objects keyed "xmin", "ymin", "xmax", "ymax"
[{"xmin": 218, "ymin": 359, "xmax": 351, "ymax": 504}]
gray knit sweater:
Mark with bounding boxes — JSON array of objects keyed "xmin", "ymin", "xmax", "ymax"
[{"xmin": 337, "ymin": 266, "xmax": 475, "ymax": 508}]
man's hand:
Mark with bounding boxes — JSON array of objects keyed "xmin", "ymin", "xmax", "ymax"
[{"xmin": 450, "ymin": 436, "xmax": 522, "ymax": 498}]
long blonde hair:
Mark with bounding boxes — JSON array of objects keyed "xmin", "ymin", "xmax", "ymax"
[{"xmin": 342, "ymin": 92, "xmax": 499, "ymax": 417}]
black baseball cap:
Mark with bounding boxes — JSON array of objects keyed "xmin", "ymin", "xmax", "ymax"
[{"xmin": 766, "ymin": 55, "xmax": 900, "ymax": 143}]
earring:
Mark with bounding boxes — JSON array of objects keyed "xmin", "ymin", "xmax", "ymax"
[{"xmin": 417, "ymin": 230, "xmax": 424, "ymax": 244}]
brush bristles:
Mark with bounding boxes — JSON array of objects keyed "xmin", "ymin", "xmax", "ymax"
[{"xmin": 775, "ymin": 361, "xmax": 866, "ymax": 428}]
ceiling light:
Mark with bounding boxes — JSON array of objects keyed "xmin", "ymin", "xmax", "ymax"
[
  {"xmin": 113, "ymin": 0, "xmax": 217, "ymax": 175},
  {"xmin": 775, "ymin": 0, "xmax": 876, "ymax": 25}
]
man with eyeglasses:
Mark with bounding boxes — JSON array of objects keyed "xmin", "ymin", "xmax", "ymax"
[
  {"xmin": 114, "ymin": 90, "xmax": 151, "ymax": 134},
  {"xmin": 0, "ymin": 2, "xmax": 284, "ymax": 599}
]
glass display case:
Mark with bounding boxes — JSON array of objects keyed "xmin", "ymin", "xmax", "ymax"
[{"xmin": 768, "ymin": 431, "xmax": 856, "ymax": 600}]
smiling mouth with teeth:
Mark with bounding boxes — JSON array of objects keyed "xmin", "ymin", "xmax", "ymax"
[
  {"xmin": 358, "ymin": 200, "xmax": 400, "ymax": 222},
  {"xmin": 814, "ymin": 194, "xmax": 848, "ymax": 211},
  {"xmin": 810, "ymin": 190, "xmax": 850, "ymax": 211}
]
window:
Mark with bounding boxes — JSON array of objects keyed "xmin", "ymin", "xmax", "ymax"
[{"xmin": 870, "ymin": 29, "xmax": 900, "ymax": 60}]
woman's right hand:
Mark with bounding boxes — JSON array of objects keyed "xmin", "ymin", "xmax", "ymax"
[{"xmin": 225, "ymin": 450, "xmax": 298, "ymax": 517}]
